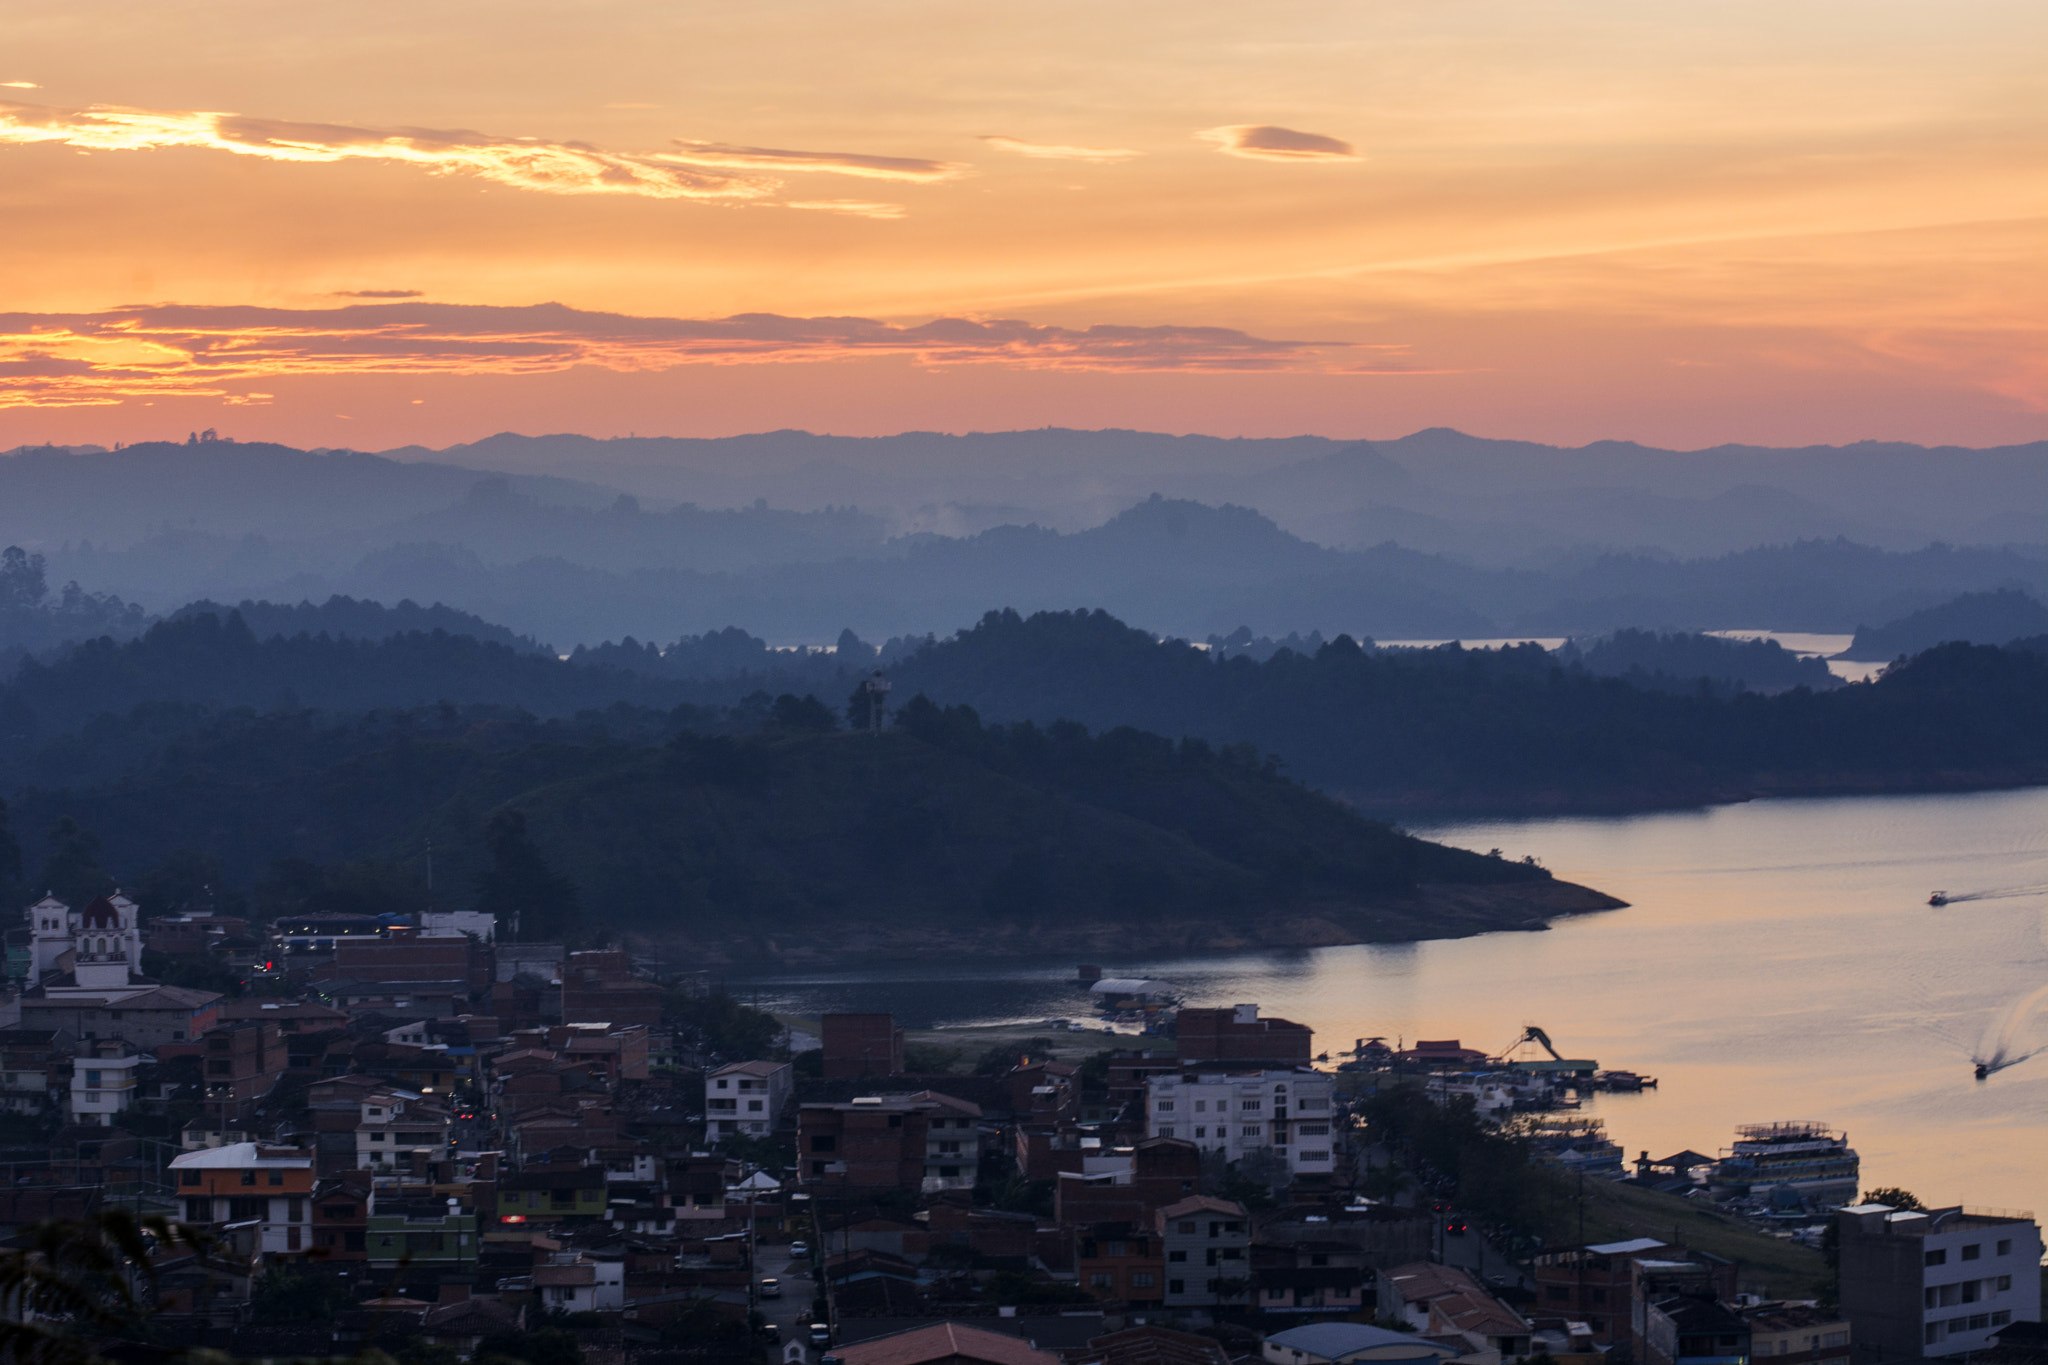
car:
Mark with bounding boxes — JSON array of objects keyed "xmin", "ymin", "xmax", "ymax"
[
  {"xmin": 788, "ymin": 1240, "xmax": 809, "ymax": 1257},
  {"xmin": 760, "ymin": 1325, "xmax": 780, "ymax": 1343},
  {"xmin": 758, "ymin": 1277, "xmax": 781, "ymax": 1298},
  {"xmin": 809, "ymin": 1324, "xmax": 832, "ymax": 1348}
]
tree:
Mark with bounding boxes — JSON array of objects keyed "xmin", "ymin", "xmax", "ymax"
[
  {"xmin": 1862, "ymin": 1187, "xmax": 1925, "ymax": 1210},
  {"xmin": 250, "ymin": 1263, "xmax": 353, "ymax": 1322},
  {"xmin": 476, "ymin": 1326, "xmax": 584, "ymax": 1365},
  {"xmin": 0, "ymin": 545, "xmax": 47, "ymax": 611},
  {"xmin": 664, "ymin": 987, "xmax": 784, "ymax": 1062},
  {"xmin": 769, "ymin": 693, "xmax": 837, "ymax": 732},
  {"xmin": 0, "ymin": 1208, "xmax": 210, "ymax": 1365},
  {"xmin": 0, "ymin": 797, "xmax": 22, "ymax": 901},
  {"xmin": 39, "ymin": 816, "xmax": 112, "ymax": 906},
  {"xmin": 473, "ymin": 809, "xmax": 581, "ymax": 943}
]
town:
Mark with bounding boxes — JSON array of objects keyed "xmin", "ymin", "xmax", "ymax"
[{"xmin": 0, "ymin": 891, "xmax": 2040, "ymax": 1365}]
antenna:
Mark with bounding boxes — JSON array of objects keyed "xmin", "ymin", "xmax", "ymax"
[{"xmin": 860, "ymin": 669, "xmax": 892, "ymax": 734}]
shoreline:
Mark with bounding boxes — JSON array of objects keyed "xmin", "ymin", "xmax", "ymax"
[
  {"xmin": 646, "ymin": 877, "xmax": 1627, "ymax": 969},
  {"xmin": 1338, "ymin": 770, "xmax": 2048, "ymax": 822}
]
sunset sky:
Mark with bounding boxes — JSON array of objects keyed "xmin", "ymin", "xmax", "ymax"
[{"xmin": 2, "ymin": 0, "xmax": 2042, "ymax": 450}]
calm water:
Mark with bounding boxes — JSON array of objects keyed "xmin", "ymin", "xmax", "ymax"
[{"xmin": 730, "ymin": 786, "xmax": 2048, "ymax": 1217}]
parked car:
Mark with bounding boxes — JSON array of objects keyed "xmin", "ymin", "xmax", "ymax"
[
  {"xmin": 809, "ymin": 1324, "xmax": 832, "ymax": 1348},
  {"xmin": 758, "ymin": 1277, "xmax": 781, "ymax": 1299},
  {"xmin": 789, "ymin": 1240, "xmax": 810, "ymax": 1257}
]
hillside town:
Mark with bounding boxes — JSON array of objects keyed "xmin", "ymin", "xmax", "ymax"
[{"xmin": 0, "ymin": 891, "xmax": 2040, "ymax": 1365}]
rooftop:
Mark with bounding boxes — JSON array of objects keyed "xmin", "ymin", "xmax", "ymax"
[{"xmin": 829, "ymin": 1321, "xmax": 1062, "ymax": 1365}]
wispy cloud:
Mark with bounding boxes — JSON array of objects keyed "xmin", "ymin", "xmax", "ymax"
[
  {"xmin": 334, "ymin": 289, "xmax": 424, "ymax": 299},
  {"xmin": 786, "ymin": 199, "xmax": 906, "ymax": 219},
  {"xmin": 0, "ymin": 99, "xmax": 970, "ymax": 204},
  {"xmin": 662, "ymin": 140, "xmax": 969, "ymax": 183},
  {"xmin": 0, "ymin": 99, "xmax": 771, "ymax": 200},
  {"xmin": 0, "ymin": 301, "xmax": 1354, "ymax": 406},
  {"xmin": 980, "ymin": 135, "xmax": 1141, "ymax": 164},
  {"xmin": 1196, "ymin": 124, "xmax": 1360, "ymax": 163},
  {"xmin": 0, "ymin": 82, "xmax": 37, "ymax": 90}
]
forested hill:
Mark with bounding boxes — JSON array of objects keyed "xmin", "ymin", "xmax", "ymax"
[
  {"xmin": 888, "ymin": 609, "xmax": 2048, "ymax": 812},
  {"xmin": 0, "ymin": 697, "xmax": 1605, "ymax": 963},
  {"xmin": 7, "ymin": 604, "xmax": 2048, "ymax": 816}
]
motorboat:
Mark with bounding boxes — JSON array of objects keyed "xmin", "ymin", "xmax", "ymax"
[{"xmin": 1929, "ymin": 891, "xmax": 1949, "ymax": 906}]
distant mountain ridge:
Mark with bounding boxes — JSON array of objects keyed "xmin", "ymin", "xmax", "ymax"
[{"xmin": 1840, "ymin": 590, "xmax": 2048, "ymax": 661}]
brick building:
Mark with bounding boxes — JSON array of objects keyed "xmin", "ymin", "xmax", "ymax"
[
  {"xmin": 1172, "ymin": 1004, "xmax": 1312, "ymax": 1070},
  {"xmin": 823, "ymin": 1013, "xmax": 904, "ymax": 1079}
]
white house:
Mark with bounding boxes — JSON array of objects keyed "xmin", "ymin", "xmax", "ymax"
[
  {"xmin": 69, "ymin": 1044, "xmax": 142, "ymax": 1126},
  {"xmin": 705, "ymin": 1059, "xmax": 793, "ymax": 1138},
  {"xmin": 1147, "ymin": 1069, "xmax": 1338, "ymax": 1176}
]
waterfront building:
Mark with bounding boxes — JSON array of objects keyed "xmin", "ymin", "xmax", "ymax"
[
  {"xmin": 1836, "ymin": 1202, "xmax": 2043, "ymax": 1359},
  {"xmin": 1713, "ymin": 1121, "xmax": 1860, "ymax": 1208},
  {"xmin": 1145, "ymin": 1068, "xmax": 1337, "ymax": 1176}
]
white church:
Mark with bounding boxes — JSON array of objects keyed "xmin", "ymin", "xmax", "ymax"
[{"xmin": 27, "ymin": 890, "xmax": 144, "ymax": 989}]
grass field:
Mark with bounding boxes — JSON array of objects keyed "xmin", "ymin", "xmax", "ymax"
[{"xmin": 1574, "ymin": 1177, "xmax": 1829, "ymax": 1300}]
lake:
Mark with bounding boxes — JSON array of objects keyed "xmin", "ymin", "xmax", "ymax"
[{"xmin": 729, "ymin": 785, "xmax": 2048, "ymax": 1218}]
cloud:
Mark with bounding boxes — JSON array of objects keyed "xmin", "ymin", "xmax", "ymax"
[
  {"xmin": 0, "ymin": 99, "xmax": 968, "ymax": 204},
  {"xmin": 0, "ymin": 82, "xmax": 37, "ymax": 90},
  {"xmin": 786, "ymin": 199, "xmax": 906, "ymax": 219},
  {"xmin": 980, "ymin": 135, "xmax": 1140, "ymax": 164},
  {"xmin": 662, "ymin": 140, "xmax": 969, "ymax": 183},
  {"xmin": 0, "ymin": 98, "xmax": 771, "ymax": 200},
  {"xmin": 1196, "ymin": 124, "xmax": 1360, "ymax": 162},
  {"xmin": 334, "ymin": 289, "xmax": 424, "ymax": 299},
  {"xmin": 0, "ymin": 300, "xmax": 1352, "ymax": 406}
]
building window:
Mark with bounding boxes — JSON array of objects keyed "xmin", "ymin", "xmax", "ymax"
[
  {"xmin": 1090, "ymin": 1273, "xmax": 1112, "ymax": 1289},
  {"xmin": 1169, "ymin": 1279, "xmax": 1184, "ymax": 1295},
  {"xmin": 269, "ymin": 1170, "xmax": 284, "ymax": 1186},
  {"xmin": 1997, "ymin": 1275, "xmax": 2012, "ymax": 1291},
  {"xmin": 1169, "ymin": 1250, "xmax": 1188, "ymax": 1262},
  {"xmin": 1157, "ymin": 1101, "xmax": 1174, "ymax": 1112},
  {"xmin": 180, "ymin": 1172, "xmax": 201, "ymax": 1187},
  {"xmin": 811, "ymin": 1135, "xmax": 836, "ymax": 1153},
  {"xmin": 1963, "ymin": 1244, "xmax": 1982, "ymax": 1260},
  {"xmin": 1297, "ymin": 1123, "xmax": 1328, "ymax": 1136},
  {"xmin": 240, "ymin": 1170, "xmax": 256, "ymax": 1186},
  {"xmin": 1157, "ymin": 1127, "xmax": 1174, "ymax": 1138},
  {"xmin": 1241, "ymin": 1125, "xmax": 1261, "ymax": 1137},
  {"xmin": 1926, "ymin": 1248, "xmax": 1947, "ymax": 1266},
  {"xmin": 1131, "ymin": 1273, "xmax": 1155, "ymax": 1289},
  {"xmin": 1299, "ymin": 1150, "xmax": 1329, "ymax": 1161},
  {"xmin": 1996, "ymin": 1239, "xmax": 2012, "ymax": 1255},
  {"xmin": 1194, "ymin": 1127, "xmax": 1206, "ymax": 1138},
  {"xmin": 1194, "ymin": 1101, "xmax": 1206, "ymax": 1112},
  {"xmin": 1240, "ymin": 1099, "xmax": 1261, "ymax": 1111}
]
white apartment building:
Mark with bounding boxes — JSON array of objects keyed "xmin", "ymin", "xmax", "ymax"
[
  {"xmin": 704, "ymin": 1059, "xmax": 793, "ymax": 1138},
  {"xmin": 1839, "ymin": 1204, "xmax": 2044, "ymax": 1358},
  {"xmin": 69, "ymin": 1045, "xmax": 142, "ymax": 1126},
  {"xmin": 1146, "ymin": 1069, "xmax": 1338, "ymax": 1177}
]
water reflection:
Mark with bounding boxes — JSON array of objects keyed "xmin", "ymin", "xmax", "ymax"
[{"xmin": 732, "ymin": 786, "xmax": 2048, "ymax": 1216}]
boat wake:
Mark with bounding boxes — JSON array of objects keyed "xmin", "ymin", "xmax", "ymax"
[
  {"xmin": 1934, "ymin": 883, "xmax": 2048, "ymax": 906},
  {"xmin": 1972, "ymin": 980, "xmax": 2048, "ymax": 1079}
]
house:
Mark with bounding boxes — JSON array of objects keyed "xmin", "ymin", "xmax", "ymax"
[
  {"xmin": 1173, "ymin": 1004, "xmax": 1313, "ymax": 1070},
  {"xmin": 20, "ymin": 981, "xmax": 223, "ymax": 1048},
  {"xmin": 799, "ymin": 1095, "xmax": 933, "ymax": 1189},
  {"xmin": 705, "ymin": 1058, "xmax": 793, "ymax": 1138},
  {"xmin": 1377, "ymin": 1261, "xmax": 1532, "ymax": 1360},
  {"xmin": 1836, "ymin": 1203, "xmax": 2044, "ymax": 1359},
  {"xmin": 1639, "ymin": 1293, "xmax": 1750, "ymax": 1365},
  {"xmin": 1251, "ymin": 1239, "xmax": 1372, "ymax": 1316},
  {"xmin": 822, "ymin": 1013, "xmax": 904, "ymax": 1079},
  {"xmin": 825, "ymin": 1320, "xmax": 1063, "ymax": 1365},
  {"xmin": 496, "ymin": 1166, "xmax": 608, "ymax": 1224},
  {"xmin": 914, "ymin": 1090, "xmax": 983, "ymax": 1192},
  {"xmin": 1053, "ymin": 1138, "xmax": 1201, "ymax": 1229},
  {"xmin": 1530, "ymin": 1237, "xmax": 1675, "ymax": 1343},
  {"xmin": 1741, "ymin": 1304, "xmax": 1850, "ymax": 1365},
  {"xmin": 1145, "ymin": 1069, "xmax": 1336, "ymax": 1177},
  {"xmin": 560, "ymin": 951, "xmax": 663, "ymax": 1027},
  {"xmin": 354, "ymin": 1091, "xmax": 454, "ymax": 1170},
  {"xmin": 169, "ymin": 1142, "xmax": 316, "ymax": 1256},
  {"xmin": 68, "ymin": 1041, "xmax": 141, "ymax": 1126},
  {"xmin": 1078, "ymin": 1326, "xmax": 1232, "ymax": 1365},
  {"xmin": 0, "ymin": 1030, "xmax": 59, "ymax": 1116},
  {"xmin": 1260, "ymin": 1322, "xmax": 1459, "ymax": 1365},
  {"xmin": 310, "ymin": 1178, "xmax": 371, "ymax": 1259},
  {"xmin": 1078, "ymin": 1220, "xmax": 1165, "ymax": 1306},
  {"xmin": 1155, "ymin": 1195, "xmax": 1250, "ymax": 1308},
  {"xmin": 366, "ymin": 1193, "xmax": 478, "ymax": 1269}
]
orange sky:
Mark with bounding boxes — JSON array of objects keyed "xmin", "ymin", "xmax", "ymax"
[{"xmin": 2, "ymin": 0, "xmax": 2042, "ymax": 450}]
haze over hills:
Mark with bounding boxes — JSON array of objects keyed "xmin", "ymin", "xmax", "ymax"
[{"xmin": 4, "ymin": 430, "xmax": 2044, "ymax": 649}]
